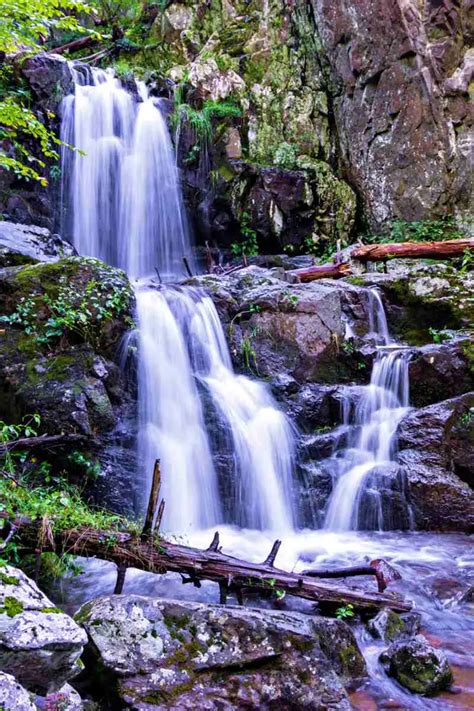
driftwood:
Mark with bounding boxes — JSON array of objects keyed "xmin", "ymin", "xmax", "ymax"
[
  {"xmin": 288, "ymin": 262, "xmax": 351, "ymax": 283},
  {"xmin": 351, "ymin": 238, "xmax": 473, "ymax": 262},
  {"xmin": 1, "ymin": 512, "xmax": 411, "ymax": 613}
]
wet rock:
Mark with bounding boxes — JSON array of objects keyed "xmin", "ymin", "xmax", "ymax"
[
  {"xmin": 35, "ymin": 683, "xmax": 83, "ymax": 711},
  {"xmin": 408, "ymin": 340, "xmax": 473, "ymax": 407},
  {"xmin": 397, "ymin": 393, "xmax": 474, "ymax": 531},
  {"xmin": 368, "ymin": 610, "xmax": 421, "ymax": 642},
  {"xmin": 0, "ymin": 672, "xmax": 36, "ymax": 711},
  {"xmin": 0, "ymin": 221, "xmax": 76, "ymax": 267},
  {"xmin": 77, "ymin": 595, "xmax": 366, "ymax": 709},
  {"xmin": 380, "ymin": 635, "xmax": 453, "ymax": 695},
  {"xmin": 0, "ymin": 566, "xmax": 87, "ymax": 694}
]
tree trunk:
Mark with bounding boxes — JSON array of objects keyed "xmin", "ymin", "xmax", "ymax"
[
  {"xmin": 352, "ymin": 239, "xmax": 473, "ymax": 262},
  {"xmin": 7, "ymin": 518, "xmax": 411, "ymax": 613}
]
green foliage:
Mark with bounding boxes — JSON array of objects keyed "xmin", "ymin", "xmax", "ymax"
[
  {"xmin": 0, "ymin": 0, "xmax": 93, "ymax": 184},
  {"xmin": 241, "ymin": 333, "xmax": 258, "ymax": 373},
  {"xmin": 273, "ymin": 142, "xmax": 298, "ymax": 170},
  {"xmin": 231, "ymin": 212, "xmax": 259, "ymax": 260},
  {"xmin": 460, "ymin": 249, "xmax": 473, "ymax": 274},
  {"xmin": 0, "ymin": 476, "xmax": 124, "ymax": 536},
  {"xmin": 459, "ymin": 408, "xmax": 473, "ymax": 429},
  {"xmin": 335, "ymin": 603, "xmax": 355, "ymax": 621},
  {"xmin": 1, "ymin": 271, "xmax": 133, "ymax": 350},
  {"xmin": 0, "ymin": 414, "xmax": 40, "ymax": 475},
  {"xmin": 0, "ymin": 0, "xmax": 93, "ymax": 53},
  {"xmin": 68, "ymin": 450, "xmax": 101, "ymax": 477},
  {"xmin": 171, "ymin": 87, "xmax": 241, "ymax": 144},
  {"xmin": 428, "ymin": 327, "xmax": 455, "ymax": 344},
  {"xmin": 364, "ymin": 218, "xmax": 467, "ymax": 245}
]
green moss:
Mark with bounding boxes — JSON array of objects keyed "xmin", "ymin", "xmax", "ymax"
[
  {"xmin": 41, "ymin": 606, "xmax": 62, "ymax": 614},
  {"xmin": 0, "ymin": 572, "xmax": 19, "ymax": 586},
  {"xmin": 0, "ymin": 596, "xmax": 24, "ymax": 617}
]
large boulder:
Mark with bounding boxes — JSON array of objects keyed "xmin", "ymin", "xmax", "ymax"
[
  {"xmin": 0, "ymin": 257, "xmax": 137, "ymax": 511},
  {"xmin": 21, "ymin": 53, "xmax": 74, "ymax": 115},
  {"xmin": 396, "ymin": 393, "xmax": 474, "ymax": 531},
  {"xmin": 0, "ymin": 221, "xmax": 76, "ymax": 267},
  {"xmin": 189, "ymin": 266, "xmax": 372, "ymax": 384},
  {"xmin": 380, "ymin": 635, "xmax": 453, "ymax": 695},
  {"xmin": 76, "ymin": 595, "xmax": 366, "ymax": 709},
  {"xmin": 0, "ymin": 566, "xmax": 87, "ymax": 694}
]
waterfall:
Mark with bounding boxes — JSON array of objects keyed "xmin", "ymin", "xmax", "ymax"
[
  {"xmin": 61, "ymin": 67, "xmax": 295, "ymax": 534},
  {"xmin": 61, "ymin": 68, "xmax": 191, "ymax": 280},
  {"xmin": 324, "ymin": 289, "xmax": 410, "ymax": 531}
]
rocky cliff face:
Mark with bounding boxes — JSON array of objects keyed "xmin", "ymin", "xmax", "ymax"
[{"xmin": 309, "ymin": 0, "xmax": 473, "ymax": 229}]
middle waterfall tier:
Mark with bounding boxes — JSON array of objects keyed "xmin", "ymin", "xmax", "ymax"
[{"xmin": 135, "ymin": 285, "xmax": 296, "ymax": 534}]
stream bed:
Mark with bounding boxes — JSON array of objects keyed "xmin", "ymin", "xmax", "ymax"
[{"xmin": 59, "ymin": 529, "xmax": 473, "ymax": 710}]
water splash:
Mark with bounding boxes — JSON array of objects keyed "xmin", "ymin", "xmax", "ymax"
[{"xmin": 324, "ymin": 289, "xmax": 411, "ymax": 530}]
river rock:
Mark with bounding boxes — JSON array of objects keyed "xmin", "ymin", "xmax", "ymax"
[
  {"xmin": 368, "ymin": 610, "xmax": 421, "ymax": 643},
  {"xmin": 380, "ymin": 635, "xmax": 453, "ymax": 695},
  {"xmin": 76, "ymin": 595, "xmax": 366, "ymax": 709},
  {"xmin": 0, "ymin": 221, "xmax": 76, "ymax": 267},
  {"xmin": 0, "ymin": 566, "xmax": 87, "ymax": 694}
]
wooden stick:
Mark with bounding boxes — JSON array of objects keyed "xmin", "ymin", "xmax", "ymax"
[
  {"xmin": 352, "ymin": 238, "xmax": 473, "ymax": 262},
  {"xmin": 154, "ymin": 499, "xmax": 165, "ymax": 533},
  {"xmin": 141, "ymin": 459, "xmax": 161, "ymax": 541},
  {"xmin": 113, "ymin": 564, "xmax": 127, "ymax": 595},
  {"xmin": 263, "ymin": 540, "xmax": 281, "ymax": 567}
]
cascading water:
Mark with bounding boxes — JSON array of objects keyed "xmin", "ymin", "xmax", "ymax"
[
  {"xmin": 324, "ymin": 288, "xmax": 411, "ymax": 531},
  {"xmin": 61, "ymin": 68, "xmax": 191, "ymax": 279},
  {"xmin": 61, "ymin": 67, "xmax": 295, "ymax": 533}
]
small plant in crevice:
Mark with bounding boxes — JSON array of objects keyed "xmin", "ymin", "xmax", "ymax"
[
  {"xmin": 458, "ymin": 408, "xmax": 473, "ymax": 429},
  {"xmin": 428, "ymin": 327, "xmax": 455, "ymax": 344},
  {"xmin": 241, "ymin": 331, "xmax": 258, "ymax": 373},
  {"xmin": 67, "ymin": 450, "xmax": 101, "ymax": 478},
  {"xmin": 231, "ymin": 212, "xmax": 259, "ymax": 264},
  {"xmin": 460, "ymin": 248, "xmax": 473, "ymax": 274},
  {"xmin": 280, "ymin": 290, "xmax": 299, "ymax": 310},
  {"xmin": 335, "ymin": 603, "xmax": 355, "ymax": 621}
]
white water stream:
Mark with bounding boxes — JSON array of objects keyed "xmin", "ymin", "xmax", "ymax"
[
  {"xmin": 61, "ymin": 67, "xmax": 295, "ymax": 534},
  {"xmin": 324, "ymin": 289, "xmax": 411, "ymax": 530}
]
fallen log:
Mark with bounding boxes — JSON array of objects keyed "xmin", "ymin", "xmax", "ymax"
[
  {"xmin": 288, "ymin": 262, "xmax": 352, "ymax": 282},
  {"xmin": 49, "ymin": 36, "xmax": 98, "ymax": 55},
  {"xmin": 302, "ymin": 558, "xmax": 401, "ymax": 593},
  {"xmin": 2, "ymin": 516, "xmax": 411, "ymax": 613},
  {"xmin": 352, "ymin": 238, "xmax": 473, "ymax": 262}
]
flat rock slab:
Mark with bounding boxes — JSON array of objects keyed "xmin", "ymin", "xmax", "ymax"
[
  {"xmin": 0, "ymin": 566, "xmax": 87, "ymax": 694},
  {"xmin": 0, "ymin": 221, "xmax": 76, "ymax": 267},
  {"xmin": 77, "ymin": 595, "xmax": 366, "ymax": 709}
]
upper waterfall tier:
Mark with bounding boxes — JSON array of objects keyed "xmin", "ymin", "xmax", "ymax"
[{"xmin": 61, "ymin": 68, "xmax": 192, "ymax": 281}]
